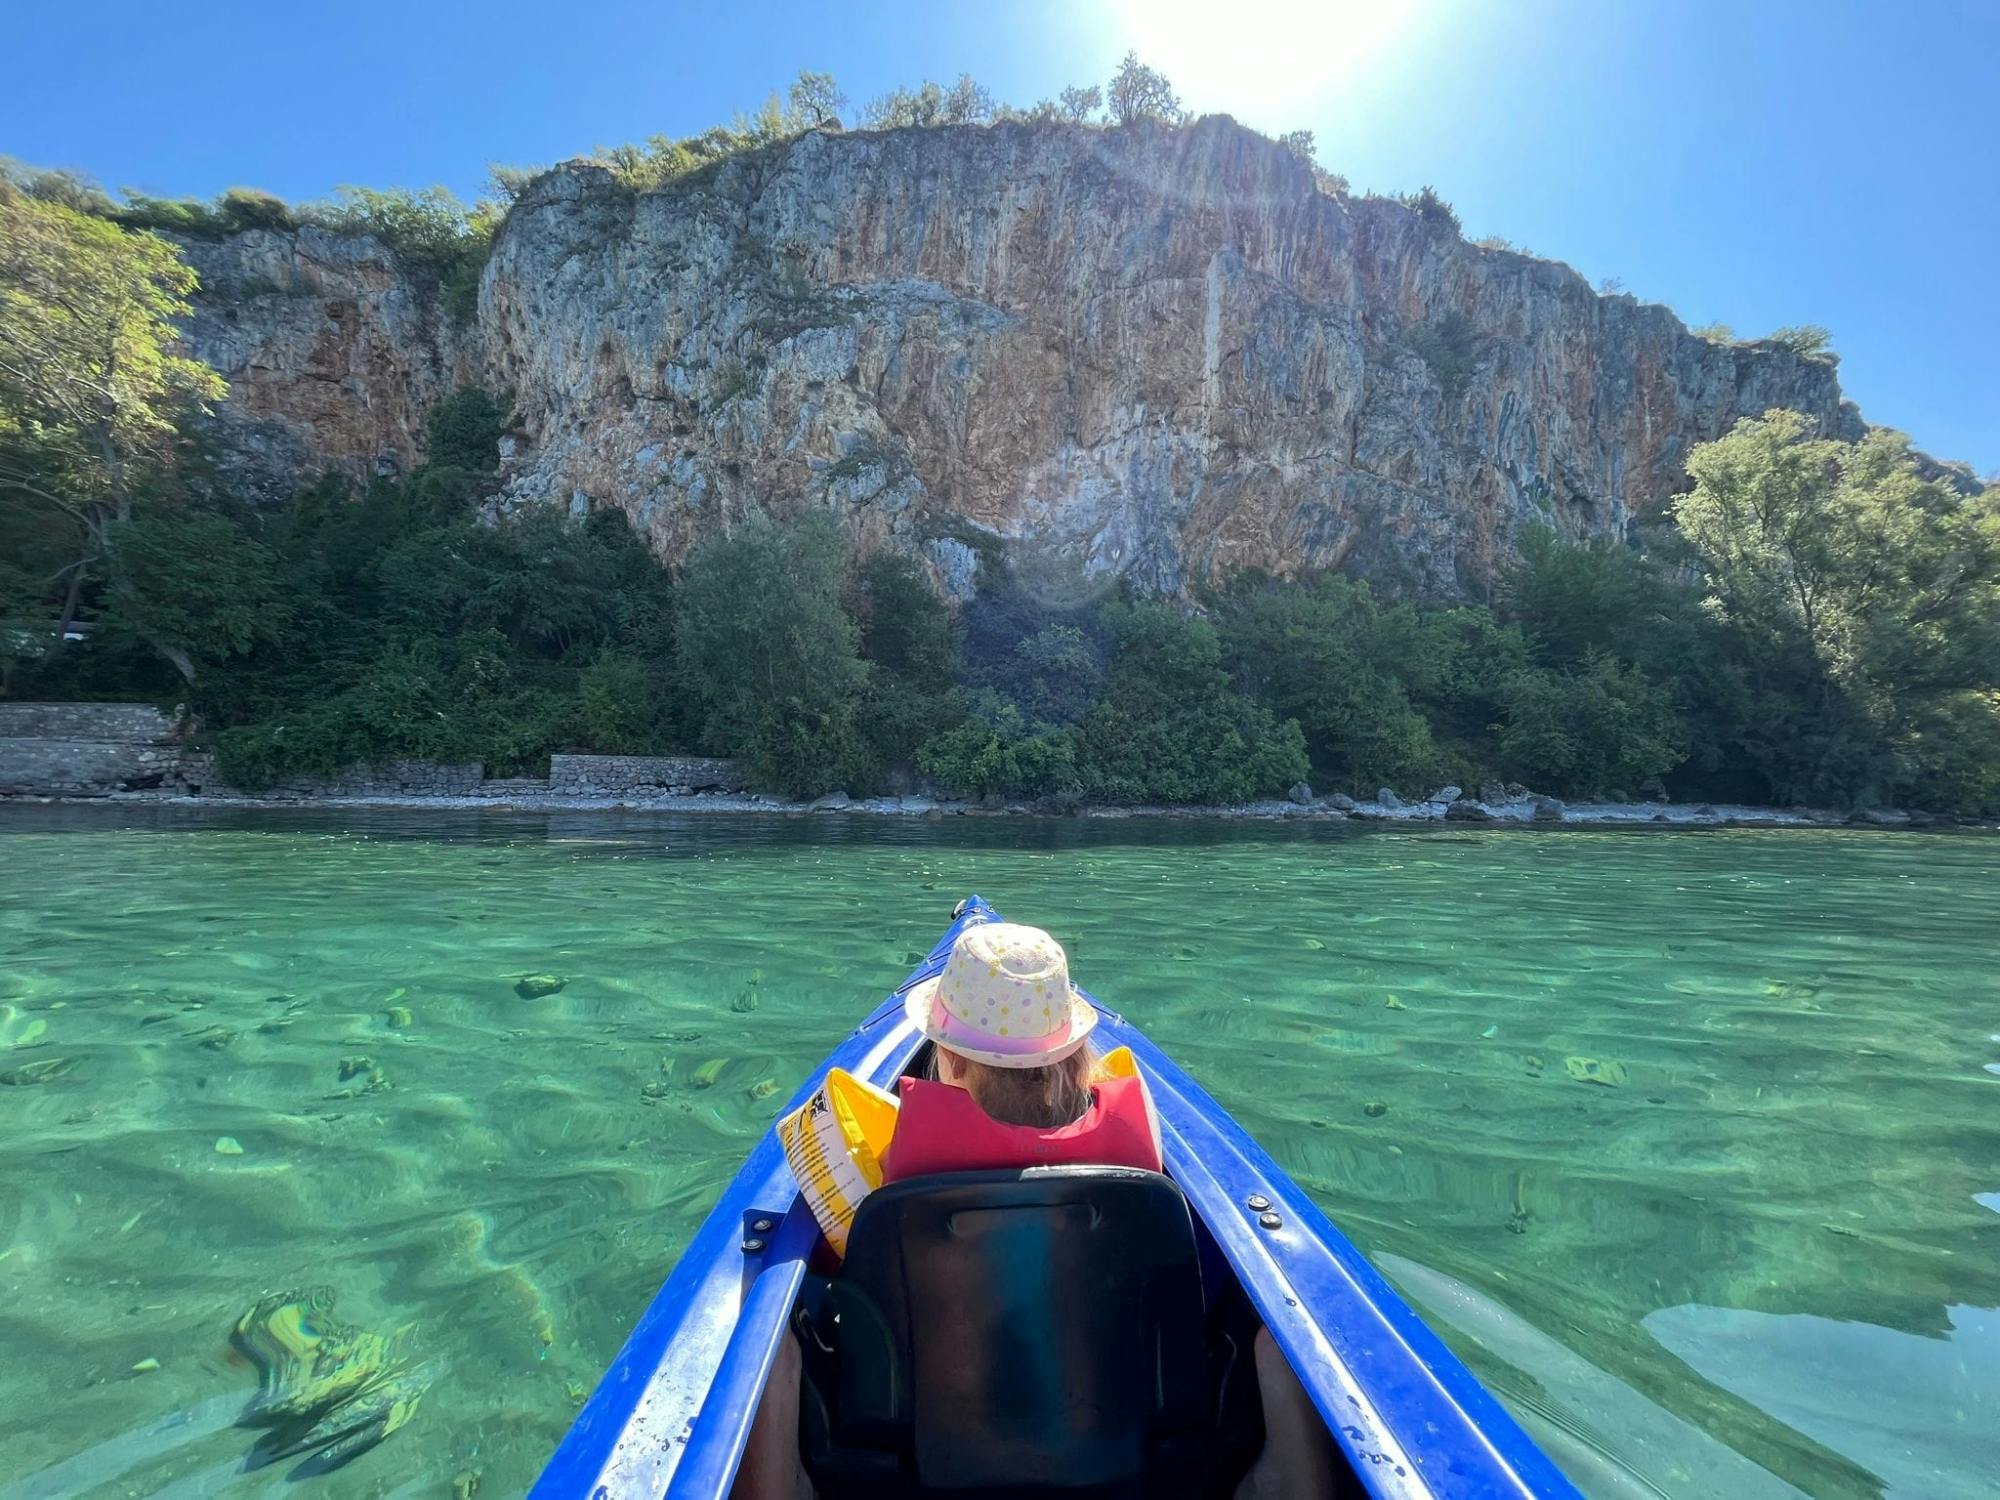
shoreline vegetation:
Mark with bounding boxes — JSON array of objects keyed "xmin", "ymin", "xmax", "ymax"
[{"xmin": 4, "ymin": 62, "xmax": 1998, "ymax": 821}]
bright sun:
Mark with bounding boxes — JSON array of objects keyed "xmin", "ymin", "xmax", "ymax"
[{"xmin": 1103, "ymin": 0, "xmax": 1418, "ymax": 122}]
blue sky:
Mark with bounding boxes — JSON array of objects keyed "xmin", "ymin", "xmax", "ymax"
[{"xmin": 5, "ymin": 0, "xmax": 1994, "ymax": 472}]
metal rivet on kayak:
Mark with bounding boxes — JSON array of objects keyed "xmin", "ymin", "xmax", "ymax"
[
  {"xmin": 751, "ymin": 1218, "xmax": 774, "ymax": 1234},
  {"xmin": 1258, "ymin": 1212, "xmax": 1283, "ymax": 1231},
  {"xmin": 1246, "ymin": 1194, "xmax": 1272, "ymax": 1212},
  {"xmin": 741, "ymin": 1237, "xmax": 766, "ymax": 1254}
]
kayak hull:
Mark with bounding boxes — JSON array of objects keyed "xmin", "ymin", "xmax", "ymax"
[{"xmin": 531, "ymin": 897, "xmax": 1579, "ymax": 1499}]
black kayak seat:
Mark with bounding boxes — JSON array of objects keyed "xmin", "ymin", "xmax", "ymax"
[{"xmin": 795, "ymin": 1166, "xmax": 1224, "ymax": 1498}]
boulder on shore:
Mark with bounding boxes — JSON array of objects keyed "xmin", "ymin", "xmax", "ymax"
[
  {"xmin": 1530, "ymin": 795, "xmax": 1566, "ymax": 822},
  {"xmin": 1376, "ymin": 788, "xmax": 1402, "ymax": 808},
  {"xmin": 1430, "ymin": 784, "xmax": 1463, "ymax": 804},
  {"xmin": 1328, "ymin": 792, "xmax": 1358, "ymax": 812},
  {"xmin": 1287, "ymin": 781, "xmax": 1314, "ymax": 805},
  {"xmin": 1446, "ymin": 799, "xmax": 1495, "ymax": 822},
  {"xmin": 1478, "ymin": 781, "xmax": 1508, "ymax": 805}
]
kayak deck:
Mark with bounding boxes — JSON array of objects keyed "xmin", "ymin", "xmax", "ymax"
[{"xmin": 531, "ymin": 897, "xmax": 1578, "ymax": 1499}]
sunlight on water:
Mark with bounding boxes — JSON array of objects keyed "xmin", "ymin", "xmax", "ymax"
[{"xmin": 0, "ymin": 807, "xmax": 1995, "ymax": 1498}]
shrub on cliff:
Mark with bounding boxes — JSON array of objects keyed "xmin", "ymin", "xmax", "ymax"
[
  {"xmin": 1398, "ymin": 186, "xmax": 1461, "ymax": 232},
  {"xmin": 862, "ymin": 75, "xmax": 994, "ymax": 129},
  {"xmin": 424, "ymin": 386, "xmax": 509, "ymax": 473}
]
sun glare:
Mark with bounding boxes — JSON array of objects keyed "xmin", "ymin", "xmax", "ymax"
[{"xmin": 1104, "ymin": 0, "xmax": 1417, "ymax": 122}]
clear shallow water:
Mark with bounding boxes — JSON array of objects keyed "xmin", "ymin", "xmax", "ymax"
[{"xmin": 0, "ymin": 808, "xmax": 1995, "ymax": 1500}]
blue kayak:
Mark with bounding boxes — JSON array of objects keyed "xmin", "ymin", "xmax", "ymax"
[{"xmin": 531, "ymin": 896, "xmax": 1580, "ymax": 1499}]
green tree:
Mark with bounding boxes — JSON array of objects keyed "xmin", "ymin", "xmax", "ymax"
[
  {"xmin": 1057, "ymin": 85, "xmax": 1103, "ymax": 123},
  {"xmin": 852, "ymin": 549, "xmax": 962, "ymax": 773},
  {"xmin": 675, "ymin": 512, "xmax": 871, "ymax": 795},
  {"xmin": 577, "ymin": 651, "xmax": 657, "ymax": 753},
  {"xmin": 1079, "ymin": 599, "xmax": 1307, "ymax": 804},
  {"xmin": 1764, "ymin": 325, "xmax": 1832, "ymax": 356},
  {"xmin": 0, "ymin": 175, "xmax": 226, "ymax": 645},
  {"xmin": 918, "ymin": 698, "xmax": 1080, "ymax": 801},
  {"xmin": 863, "ymin": 75, "xmax": 993, "ymax": 129},
  {"xmin": 423, "ymin": 386, "xmax": 508, "ymax": 473},
  {"xmin": 1495, "ymin": 653, "xmax": 1687, "ymax": 796},
  {"xmin": 1218, "ymin": 574, "xmax": 1447, "ymax": 791},
  {"xmin": 1107, "ymin": 54, "xmax": 1184, "ymax": 126},
  {"xmin": 788, "ymin": 71, "xmax": 847, "ymax": 128},
  {"xmin": 102, "ymin": 508, "xmax": 291, "ymax": 684},
  {"xmin": 1675, "ymin": 410, "xmax": 2000, "ymax": 806}
]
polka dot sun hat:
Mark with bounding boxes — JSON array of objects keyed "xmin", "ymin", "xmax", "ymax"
[{"xmin": 903, "ymin": 922, "xmax": 1098, "ymax": 1069}]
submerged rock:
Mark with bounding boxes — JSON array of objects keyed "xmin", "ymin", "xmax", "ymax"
[
  {"xmin": 1563, "ymin": 1056, "xmax": 1629, "ymax": 1087},
  {"xmin": 0, "ymin": 1056, "xmax": 73, "ymax": 1086},
  {"xmin": 215, "ymin": 1136, "xmax": 245, "ymax": 1154},
  {"xmin": 0, "ymin": 1005, "xmax": 47, "ymax": 1049},
  {"xmin": 513, "ymin": 974, "xmax": 566, "ymax": 999},
  {"xmin": 691, "ymin": 1058, "xmax": 729, "ymax": 1089},
  {"xmin": 230, "ymin": 1286, "xmax": 428, "ymax": 1476}
]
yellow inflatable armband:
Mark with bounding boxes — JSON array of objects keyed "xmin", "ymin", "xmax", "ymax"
[
  {"xmin": 1094, "ymin": 1045, "xmax": 1140, "ymax": 1081},
  {"xmin": 777, "ymin": 1067, "xmax": 900, "ymax": 1257},
  {"xmin": 777, "ymin": 1045, "xmax": 1150, "ymax": 1256}
]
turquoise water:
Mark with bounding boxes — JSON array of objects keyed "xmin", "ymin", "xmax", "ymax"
[{"xmin": 0, "ymin": 808, "xmax": 1995, "ymax": 1499}]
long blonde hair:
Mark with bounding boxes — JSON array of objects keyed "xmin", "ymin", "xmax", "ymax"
[{"xmin": 930, "ymin": 1042, "xmax": 1096, "ymax": 1129}]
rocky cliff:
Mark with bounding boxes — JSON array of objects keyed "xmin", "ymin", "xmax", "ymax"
[{"xmin": 176, "ymin": 116, "xmax": 1865, "ymax": 596}]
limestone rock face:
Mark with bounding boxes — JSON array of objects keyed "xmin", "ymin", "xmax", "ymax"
[
  {"xmin": 177, "ymin": 117, "xmax": 1869, "ymax": 596},
  {"xmin": 175, "ymin": 228, "xmax": 476, "ymax": 497}
]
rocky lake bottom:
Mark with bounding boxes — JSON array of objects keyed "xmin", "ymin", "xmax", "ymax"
[{"xmin": 0, "ymin": 807, "xmax": 1995, "ymax": 1498}]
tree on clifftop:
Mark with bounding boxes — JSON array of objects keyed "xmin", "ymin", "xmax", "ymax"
[
  {"xmin": 0, "ymin": 169, "xmax": 226, "ymax": 651},
  {"xmin": 1107, "ymin": 54, "xmax": 1184, "ymax": 126}
]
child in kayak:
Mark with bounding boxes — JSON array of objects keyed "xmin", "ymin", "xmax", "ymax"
[
  {"xmin": 880, "ymin": 920, "xmax": 1163, "ymax": 1179},
  {"xmin": 736, "ymin": 921, "xmax": 1335, "ymax": 1499}
]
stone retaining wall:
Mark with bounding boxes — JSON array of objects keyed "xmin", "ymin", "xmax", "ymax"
[
  {"xmin": 169, "ymin": 752, "xmax": 485, "ymax": 799},
  {"xmin": 547, "ymin": 754, "xmax": 749, "ymax": 796},
  {"xmin": 0, "ymin": 702, "xmax": 178, "ymax": 741},
  {"xmin": 0, "ymin": 703, "xmax": 754, "ymax": 802},
  {"xmin": 0, "ymin": 701, "xmax": 181, "ymax": 796}
]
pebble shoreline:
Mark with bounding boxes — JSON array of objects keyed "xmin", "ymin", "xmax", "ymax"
[{"xmin": 6, "ymin": 788, "xmax": 1985, "ymax": 830}]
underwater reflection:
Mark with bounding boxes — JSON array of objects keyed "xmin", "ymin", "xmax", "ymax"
[
  {"xmin": 1643, "ymin": 1302, "xmax": 2000, "ymax": 1500},
  {"xmin": 1378, "ymin": 1254, "xmax": 1808, "ymax": 1499}
]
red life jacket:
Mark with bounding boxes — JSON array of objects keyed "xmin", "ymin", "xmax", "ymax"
[{"xmin": 879, "ymin": 1074, "xmax": 1164, "ymax": 1183}]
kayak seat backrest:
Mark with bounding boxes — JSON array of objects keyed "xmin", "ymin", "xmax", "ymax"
[{"xmin": 796, "ymin": 1166, "xmax": 1215, "ymax": 1498}]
